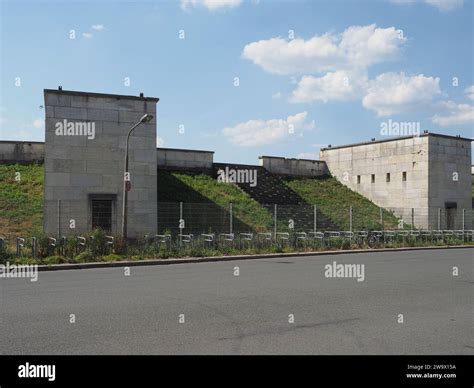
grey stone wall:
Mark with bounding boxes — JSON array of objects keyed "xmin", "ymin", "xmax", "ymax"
[
  {"xmin": 428, "ymin": 136, "xmax": 472, "ymax": 229},
  {"xmin": 320, "ymin": 134, "xmax": 472, "ymax": 229},
  {"xmin": 259, "ymin": 156, "xmax": 328, "ymax": 177},
  {"xmin": 0, "ymin": 141, "xmax": 214, "ymax": 170},
  {"xmin": 0, "ymin": 141, "xmax": 44, "ymax": 163},
  {"xmin": 157, "ymin": 148, "xmax": 214, "ymax": 170},
  {"xmin": 43, "ymin": 89, "xmax": 159, "ymax": 238}
]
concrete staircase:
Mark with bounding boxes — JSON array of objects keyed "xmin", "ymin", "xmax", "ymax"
[{"xmin": 213, "ymin": 163, "xmax": 339, "ymax": 231}]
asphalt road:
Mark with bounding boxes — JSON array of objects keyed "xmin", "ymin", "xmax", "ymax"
[{"xmin": 1, "ymin": 248, "xmax": 473, "ymax": 355}]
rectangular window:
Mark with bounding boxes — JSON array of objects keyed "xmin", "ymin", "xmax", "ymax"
[
  {"xmin": 91, "ymin": 200, "xmax": 112, "ymax": 231},
  {"xmin": 371, "ymin": 174, "xmax": 375, "ymax": 183},
  {"xmin": 386, "ymin": 173, "xmax": 390, "ymax": 182},
  {"xmin": 357, "ymin": 175, "xmax": 361, "ymax": 184},
  {"xmin": 402, "ymin": 171, "xmax": 407, "ymax": 181}
]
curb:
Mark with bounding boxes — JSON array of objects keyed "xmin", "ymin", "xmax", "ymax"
[{"xmin": 34, "ymin": 245, "xmax": 474, "ymax": 272}]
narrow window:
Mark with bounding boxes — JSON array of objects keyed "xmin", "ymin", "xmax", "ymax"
[
  {"xmin": 402, "ymin": 171, "xmax": 407, "ymax": 181},
  {"xmin": 91, "ymin": 200, "xmax": 112, "ymax": 231},
  {"xmin": 386, "ymin": 173, "xmax": 390, "ymax": 182},
  {"xmin": 371, "ymin": 174, "xmax": 375, "ymax": 183},
  {"xmin": 357, "ymin": 175, "xmax": 361, "ymax": 184}
]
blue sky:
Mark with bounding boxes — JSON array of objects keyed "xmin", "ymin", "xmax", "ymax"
[{"xmin": 0, "ymin": 0, "xmax": 473, "ymax": 164}]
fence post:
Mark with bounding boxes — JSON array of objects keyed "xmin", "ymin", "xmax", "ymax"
[
  {"xmin": 314, "ymin": 204, "xmax": 317, "ymax": 233},
  {"xmin": 179, "ymin": 201, "xmax": 183, "ymax": 246},
  {"xmin": 57, "ymin": 199, "xmax": 61, "ymax": 239},
  {"xmin": 462, "ymin": 209, "xmax": 465, "ymax": 239},
  {"xmin": 411, "ymin": 208, "xmax": 414, "ymax": 231},
  {"xmin": 229, "ymin": 203, "xmax": 233, "ymax": 234},
  {"xmin": 32, "ymin": 237, "xmax": 37, "ymax": 258},
  {"xmin": 438, "ymin": 208, "xmax": 441, "ymax": 230},
  {"xmin": 349, "ymin": 206, "xmax": 352, "ymax": 232},
  {"xmin": 274, "ymin": 204, "xmax": 277, "ymax": 241}
]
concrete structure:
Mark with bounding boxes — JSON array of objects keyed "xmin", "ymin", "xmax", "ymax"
[
  {"xmin": 0, "ymin": 141, "xmax": 213, "ymax": 170},
  {"xmin": 0, "ymin": 141, "xmax": 44, "ymax": 163},
  {"xmin": 43, "ymin": 89, "xmax": 159, "ymax": 238},
  {"xmin": 320, "ymin": 133, "xmax": 472, "ymax": 229},
  {"xmin": 2, "ymin": 96, "xmax": 472, "ymax": 233},
  {"xmin": 259, "ymin": 156, "xmax": 328, "ymax": 177},
  {"xmin": 157, "ymin": 147, "xmax": 214, "ymax": 171}
]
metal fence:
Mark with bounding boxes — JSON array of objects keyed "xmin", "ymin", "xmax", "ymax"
[
  {"xmin": 1, "ymin": 228, "xmax": 472, "ymax": 260},
  {"xmin": 157, "ymin": 202, "xmax": 474, "ymax": 235},
  {"xmin": 1, "ymin": 203, "xmax": 472, "ymax": 259}
]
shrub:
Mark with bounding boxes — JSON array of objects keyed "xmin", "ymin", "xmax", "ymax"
[
  {"xmin": 43, "ymin": 255, "xmax": 67, "ymax": 265},
  {"xmin": 74, "ymin": 251, "xmax": 94, "ymax": 263},
  {"xmin": 101, "ymin": 254, "xmax": 123, "ymax": 262}
]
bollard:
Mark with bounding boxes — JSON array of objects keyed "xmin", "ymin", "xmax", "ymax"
[
  {"xmin": 60, "ymin": 236, "xmax": 67, "ymax": 256},
  {"xmin": 48, "ymin": 237, "xmax": 57, "ymax": 256},
  {"xmin": 76, "ymin": 236, "xmax": 86, "ymax": 254},
  {"xmin": 16, "ymin": 237, "xmax": 25, "ymax": 256},
  {"xmin": 105, "ymin": 236, "xmax": 114, "ymax": 253},
  {"xmin": 32, "ymin": 237, "xmax": 37, "ymax": 258}
]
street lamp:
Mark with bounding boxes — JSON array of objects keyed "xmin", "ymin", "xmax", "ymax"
[{"xmin": 121, "ymin": 113, "xmax": 154, "ymax": 240}]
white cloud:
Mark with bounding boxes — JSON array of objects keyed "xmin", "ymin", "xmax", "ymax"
[
  {"xmin": 242, "ymin": 24, "xmax": 406, "ymax": 75},
  {"xmin": 157, "ymin": 136, "xmax": 165, "ymax": 147},
  {"xmin": 290, "ymin": 70, "xmax": 368, "ymax": 103},
  {"xmin": 431, "ymin": 101, "xmax": 474, "ymax": 126},
  {"xmin": 33, "ymin": 118, "xmax": 44, "ymax": 129},
  {"xmin": 465, "ymin": 85, "xmax": 474, "ymax": 100},
  {"xmin": 425, "ymin": 0, "xmax": 463, "ymax": 11},
  {"xmin": 91, "ymin": 24, "xmax": 105, "ymax": 31},
  {"xmin": 296, "ymin": 152, "xmax": 319, "ymax": 160},
  {"xmin": 17, "ymin": 130, "xmax": 32, "ymax": 140},
  {"xmin": 181, "ymin": 0, "xmax": 242, "ymax": 11},
  {"xmin": 272, "ymin": 92, "xmax": 282, "ymax": 99},
  {"xmin": 222, "ymin": 111, "xmax": 315, "ymax": 146},
  {"xmin": 82, "ymin": 32, "xmax": 93, "ymax": 39},
  {"xmin": 362, "ymin": 72, "xmax": 441, "ymax": 116},
  {"xmin": 390, "ymin": 0, "xmax": 463, "ymax": 11}
]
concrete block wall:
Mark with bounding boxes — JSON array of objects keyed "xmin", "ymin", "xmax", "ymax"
[
  {"xmin": 43, "ymin": 89, "xmax": 159, "ymax": 238},
  {"xmin": 428, "ymin": 136, "xmax": 472, "ymax": 229},
  {"xmin": 259, "ymin": 156, "xmax": 328, "ymax": 177},
  {"xmin": 320, "ymin": 134, "xmax": 472, "ymax": 229},
  {"xmin": 0, "ymin": 141, "xmax": 44, "ymax": 163},
  {"xmin": 157, "ymin": 148, "xmax": 214, "ymax": 170}
]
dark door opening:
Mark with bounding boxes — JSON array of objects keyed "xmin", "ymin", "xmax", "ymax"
[
  {"xmin": 445, "ymin": 202, "xmax": 457, "ymax": 230},
  {"xmin": 91, "ymin": 200, "xmax": 113, "ymax": 232}
]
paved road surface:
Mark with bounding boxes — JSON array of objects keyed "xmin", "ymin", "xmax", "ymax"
[{"xmin": 1, "ymin": 248, "xmax": 472, "ymax": 354}]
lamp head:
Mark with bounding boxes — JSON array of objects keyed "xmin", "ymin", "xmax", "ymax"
[{"xmin": 140, "ymin": 114, "xmax": 154, "ymax": 123}]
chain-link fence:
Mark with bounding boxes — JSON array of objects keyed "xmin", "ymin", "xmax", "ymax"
[
  {"xmin": 157, "ymin": 202, "xmax": 474, "ymax": 235},
  {"xmin": 1, "ymin": 203, "xmax": 472, "ymax": 260}
]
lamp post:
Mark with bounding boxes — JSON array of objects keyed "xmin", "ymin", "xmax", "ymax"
[{"xmin": 121, "ymin": 113, "xmax": 154, "ymax": 240}]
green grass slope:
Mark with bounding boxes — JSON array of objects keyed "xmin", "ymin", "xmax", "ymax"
[
  {"xmin": 158, "ymin": 171, "xmax": 274, "ymax": 233},
  {"xmin": 0, "ymin": 164, "xmax": 43, "ymax": 239},
  {"xmin": 284, "ymin": 176, "xmax": 402, "ymax": 230},
  {"xmin": 0, "ymin": 164, "xmax": 423, "ymax": 239}
]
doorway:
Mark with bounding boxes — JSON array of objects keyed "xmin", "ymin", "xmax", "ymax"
[{"xmin": 445, "ymin": 202, "xmax": 457, "ymax": 230}]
